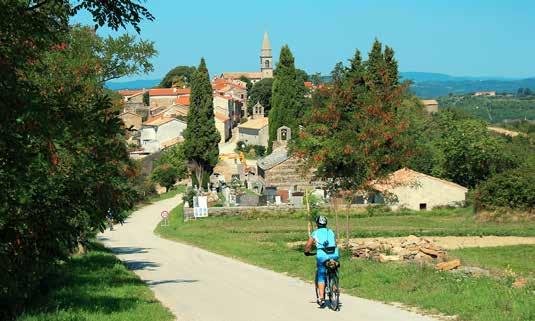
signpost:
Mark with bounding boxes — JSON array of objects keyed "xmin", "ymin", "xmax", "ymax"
[{"xmin": 161, "ymin": 210, "xmax": 169, "ymax": 226}]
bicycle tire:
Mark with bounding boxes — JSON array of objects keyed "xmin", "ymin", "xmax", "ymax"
[{"xmin": 328, "ymin": 271, "xmax": 340, "ymax": 311}]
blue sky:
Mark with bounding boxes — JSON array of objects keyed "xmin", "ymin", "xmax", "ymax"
[{"xmin": 73, "ymin": 0, "xmax": 535, "ymax": 81}]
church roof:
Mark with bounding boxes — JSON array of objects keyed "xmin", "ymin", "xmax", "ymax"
[
  {"xmin": 257, "ymin": 146, "xmax": 289, "ymax": 170},
  {"xmin": 238, "ymin": 117, "xmax": 268, "ymax": 130},
  {"xmin": 262, "ymin": 32, "xmax": 271, "ymax": 50},
  {"xmin": 261, "ymin": 32, "xmax": 272, "ymax": 57},
  {"xmin": 222, "ymin": 72, "xmax": 263, "ymax": 80}
]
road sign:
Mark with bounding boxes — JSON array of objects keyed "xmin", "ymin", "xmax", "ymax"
[{"xmin": 161, "ymin": 210, "xmax": 169, "ymax": 218}]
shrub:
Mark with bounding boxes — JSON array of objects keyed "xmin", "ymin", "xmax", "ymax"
[
  {"xmin": 473, "ymin": 165, "xmax": 535, "ymax": 211},
  {"xmin": 151, "ymin": 164, "xmax": 179, "ymax": 192}
]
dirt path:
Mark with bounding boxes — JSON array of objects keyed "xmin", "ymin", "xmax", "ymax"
[
  {"xmin": 350, "ymin": 236, "xmax": 535, "ymax": 249},
  {"xmin": 99, "ymin": 196, "xmax": 439, "ymax": 321}
]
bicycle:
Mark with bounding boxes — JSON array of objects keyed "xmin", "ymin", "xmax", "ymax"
[{"xmin": 306, "ymin": 252, "xmax": 341, "ymax": 311}]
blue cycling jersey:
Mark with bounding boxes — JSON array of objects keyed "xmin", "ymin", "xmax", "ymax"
[
  {"xmin": 311, "ymin": 227, "xmax": 340, "ymax": 284},
  {"xmin": 311, "ymin": 228, "xmax": 337, "ymax": 257}
]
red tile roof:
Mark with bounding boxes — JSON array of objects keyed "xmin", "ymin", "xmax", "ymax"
[
  {"xmin": 149, "ymin": 88, "xmax": 191, "ymax": 96},
  {"xmin": 304, "ymin": 81, "xmax": 313, "ymax": 89},
  {"xmin": 175, "ymin": 95, "xmax": 190, "ymax": 106}
]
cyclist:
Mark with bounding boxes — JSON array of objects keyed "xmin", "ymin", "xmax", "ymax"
[{"xmin": 304, "ymin": 215, "xmax": 340, "ymax": 307}]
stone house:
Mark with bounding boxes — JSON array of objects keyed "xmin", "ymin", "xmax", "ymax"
[
  {"xmin": 368, "ymin": 168, "xmax": 468, "ymax": 210},
  {"xmin": 213, "ymin": 95, "xmax": 241, "ymax": 128},
  {"xmin": 119, "ymin": 111, "xmax": 142, "ymax": 131},
  {"xmin": 215, "ymin": 112, "xmax": 231, "ymax": 144},
  {"xmin": 421, "ymin": 99, "xmax": 438, "ymax": 114},
  {"xmin": 256, "ymin": 127, "xmax": 319, "ymax": 194},
  {"xmin": 148, "ymin": 88, "xmax": 190, "ymax": 113},
  {"xmin": 238, "ymin": 117, "xmax": 269, "ymax": 147},
  {"xmin": 140, "ymin": 115, "xmax": 187, "ymax": 153}
]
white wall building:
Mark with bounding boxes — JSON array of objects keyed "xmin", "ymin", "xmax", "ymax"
[
  {"xmin": 140, "ymin": 116, "xmax": 187, "ymax": 153},
  {"xmin": 370, "ymin": 168, "xmax": 468, "ymax": 211}
]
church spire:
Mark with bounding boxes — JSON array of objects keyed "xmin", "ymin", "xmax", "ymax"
[{"xmin": 260, "ymin": 32, "xmax": 273, "ymax": 79}]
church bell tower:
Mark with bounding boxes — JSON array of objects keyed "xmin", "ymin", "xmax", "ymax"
[{"xmin": 260, "ymin": 32, "xmax": 273, "ymax": 79}]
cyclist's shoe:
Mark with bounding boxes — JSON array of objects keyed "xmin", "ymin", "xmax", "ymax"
[{"xmin": 318, "ymin": 299, "xmax": 326, "ymax": 309}]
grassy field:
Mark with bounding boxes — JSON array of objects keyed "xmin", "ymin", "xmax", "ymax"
[
  {"xmin": 155, "ymin": 205, "xmax": 535, "ymax": 321},
  {"xmin": 17, "ymin": 244, "xmax": 174, "ymax": 321},
  {"xmin": 450, "ymin": 245, "xmax": 535, "ymax": 276}
]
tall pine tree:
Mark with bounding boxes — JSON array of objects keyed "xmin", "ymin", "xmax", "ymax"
[
  {"xmin": 183, "ymin": 58, "xmax": 220, "ymax": 189},
  {"xmin": 268, "ymin": 45, "xmax": 304, "ymax": 151}
]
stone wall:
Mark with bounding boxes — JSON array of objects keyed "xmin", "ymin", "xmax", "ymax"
[{"xmin": 183, "ymin": 205, "xmax": 299, "ymax": 221}]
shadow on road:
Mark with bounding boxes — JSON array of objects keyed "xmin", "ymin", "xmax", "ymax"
[
  {"xmin": 123, "ymin": 260, "xmax": 160, "ymax": 271},
  {"xmin": 110, "ymin": 246, "xmax": 151, "ymax": 255},
  {"xmin": 146, "ymin": 279, "xmax": 199, "ymax": 286}
]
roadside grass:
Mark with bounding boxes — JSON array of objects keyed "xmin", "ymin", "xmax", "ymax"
[
  {"xmin": 16, "ymin": 243, "xmax": 174, "ymax": 321},
  {"xmin": 450, "ymin": 245, "xmax": 535, "ymax": 276},
  {"xmin": 155, "ymin": 205, "xmax": 535, "ymax": 321},
  {"xmin": 146, "ymin": 185, "xmax": 186, "ymax": 203}
]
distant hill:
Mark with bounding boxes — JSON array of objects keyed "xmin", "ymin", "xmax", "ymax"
[
  {"xmin": 106, "ymin": 73, "xmax": 535, "ymax": 99},
  {"xmin": 105, "ymin": 79, "xmax": 161, "ymax": 90}
]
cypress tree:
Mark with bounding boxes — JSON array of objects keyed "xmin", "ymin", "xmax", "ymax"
[
  {"xmin": 182, "ymin": 58, "xmax": 220, "ymax": 189},
  {"xmin": 384, "ymin": 46, "xmax": 399, "ymax": 88},
  {"xmin": 268, "ymin": 45, "xmax": 303, "ymax": 151}
]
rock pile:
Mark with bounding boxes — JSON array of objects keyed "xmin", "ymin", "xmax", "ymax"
[{"xmin": 350, "ymin": 235, "xmax": 448, "ymax": 264}]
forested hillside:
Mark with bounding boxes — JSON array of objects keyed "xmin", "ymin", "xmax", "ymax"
[{"xmin": 438, "ymin": 95, "xmax": 535, "ymax": 123}]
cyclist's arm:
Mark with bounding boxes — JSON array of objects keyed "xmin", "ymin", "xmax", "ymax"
[{"xmin": 304, "ymin": 236, "xmax": 314, "ymax": 255}]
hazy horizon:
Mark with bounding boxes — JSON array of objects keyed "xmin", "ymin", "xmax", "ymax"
[{"xmin": 74, "ymin": 0, "xmax": 535, "ymax": 82}]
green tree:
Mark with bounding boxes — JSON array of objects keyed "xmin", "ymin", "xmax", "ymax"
[
  {"xmin": 293, "ymin": 41, "xmax": 414, "ymax": 194},
  {"xmin": 248, "ymin": 78, "xmax": 273, "ymax": 115},
  {"xmin": 0, "ymin": 1, "xmax": 153, "ymax": 317},
  {"xmin": 156, "ymin": 143, "xmax": 188, "ymax": 180},
  {"xmin": 182, "ymin": 58, "xmax": 220, "ymax": 189},
  {"xmin": 433, "ymin": 114, "xmax": 518, "ymax": 188},
  {"xmin": 473, "ymin": 164, "xmax": 535, "ymax": 211},
  {"xmin": 152, "ymin": 163, "xmax": 179, "ymax": 192},
  {"xmin": 99, "ymin": 32, "xmax": 157, "ymax": 82},
  {"xmin": 239, "ymin": 75, "xmax": 253, "ymax": 97},
  {"xmin": 159, "ymin": 65, "xmax": 196, "ymax": 88},
  {"xmin": 268, "ymin": 45, "xmax": 305, "ymax": 151}
]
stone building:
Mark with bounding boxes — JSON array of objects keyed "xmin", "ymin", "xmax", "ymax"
[
  {"xmin": 221, "ymin": 32, "xmax": 273, "ymax": 83},
  {"xmin": 368, "ymin": 168, "xmax": 468, "ymax": 210},
  {"xmin": 256, "ymin": 127, "xmax": 319, "ymax": 194},
  {"xmin": 140, "ymin": 115, "xmax": 186, "ymax": 153},
  {"xmin": 238, "ymin": 117, "xmax": 269, "ymax": 147},
  {"xmin": 421, "ymin": 99, "xmax": 438, "ymax": 114}
]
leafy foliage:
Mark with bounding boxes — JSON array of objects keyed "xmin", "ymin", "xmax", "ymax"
[
  {"xmin": 152, "ymin": 164, "xmax": 180, "ymax": 192},
  {"xmin": 182, "ymin": 59, "xmax": 220, "ymax": 189},
  {"xmin": 248, "ymin": 78, "xmax": 273, "ymax": 115},
  {"xmin": 159, "ymin": 65, "xmax": 196, "ymax": 88},
  {"xmin": 438, "ymin": 95, "xmax": 535, "ymax": 123},
  {"xmin": 155, "ymin": 143, "xmax": 188, "ymax": 181},
  {"xmin": 474, "ymin": 163, "xmax": 535, "ymax": 211},
  {"xmin": 0, "ymin": 1, "xmax": 153, "ymax": 318},
  {"xmin": 268, "ymin": 45, "xmax": 306, "ymax": 151},
  {"xmin": 408, "ymin": 110, "xmax": 520, "ymax": 188},
  {"xmin": 293, "ymin": 40, "xmax": 415, "ymax": 193}
]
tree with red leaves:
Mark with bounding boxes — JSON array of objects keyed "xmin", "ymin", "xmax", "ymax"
[{"xmin": 293, "ymin": 41, "xmax": 417, "ymax": 240}]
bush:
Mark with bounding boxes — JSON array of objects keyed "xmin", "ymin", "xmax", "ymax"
[
  {"xmin": 473, "ymin": 165, "xmax": 535, "ymax": 211},
  {"xmin": 151, "ymin": 164, "xmax": 179, "ymax": 192}
]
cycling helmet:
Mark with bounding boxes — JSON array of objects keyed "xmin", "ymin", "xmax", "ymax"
[{"xmin": 315, "ymin": 215, "xmax": 328, "ymax": 227}]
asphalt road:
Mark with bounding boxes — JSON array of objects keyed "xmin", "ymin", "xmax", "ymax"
[{"xmin": 99, "ymin": 195, "xmax": 439, "ymax": 321}]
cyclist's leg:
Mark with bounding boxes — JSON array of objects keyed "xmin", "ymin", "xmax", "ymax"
[{"xmin": 316, "ymin": 257, "xmax": 327, "ymax": 302}]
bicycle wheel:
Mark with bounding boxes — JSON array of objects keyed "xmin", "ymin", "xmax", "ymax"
[{"xmin": 328, "ymin": 271, "xmax": 340, "ymax": 311}]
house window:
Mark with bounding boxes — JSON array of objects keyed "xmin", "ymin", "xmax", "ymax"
[
  {"xmin": 265, "ymin": 60, "xmax": 270, "ymax": 68},
  {"xmin": 419, "ymin": 203, "xmax": 427, "ymax": 211}
]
